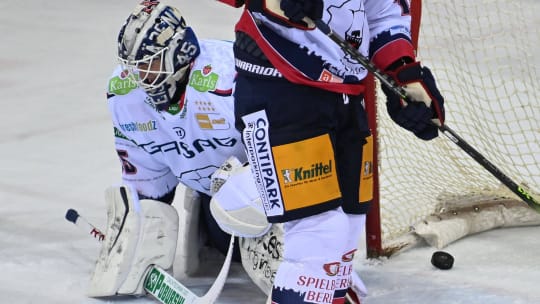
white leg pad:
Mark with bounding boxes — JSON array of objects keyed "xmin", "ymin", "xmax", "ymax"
[
  {"xmin": 239, "ymin": 223, "xmax": 284, "ymax": 295},
  {"xmin": 174, "ymin": 187, "xmax": 201, "ymax": 278},
  {"xmin": 87, "ymin": 185, "xmax": 179, "ymax": 297}
]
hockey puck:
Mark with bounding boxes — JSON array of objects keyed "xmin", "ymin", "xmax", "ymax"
[
  {"xmin": 431, "ymin": 251, "xmax": 454, "ymax": 270},
  {"xmin": 65, "ymin": 208, "xmax": 79, "ymax": 223}
]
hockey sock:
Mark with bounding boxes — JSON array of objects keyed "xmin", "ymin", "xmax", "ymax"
[{"xmin": 271, "ymin": 208, "xmax": 350, "ymax": 304}]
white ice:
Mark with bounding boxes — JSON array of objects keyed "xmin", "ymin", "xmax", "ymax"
[{"xmin": 1, "ymin": 0, "xmax": 539, "ymax": 303}]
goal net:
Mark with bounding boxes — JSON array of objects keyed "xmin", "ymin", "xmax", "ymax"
[{"xmin": 365, "ymin": 0, "xmax": 540, "ymax": 257}]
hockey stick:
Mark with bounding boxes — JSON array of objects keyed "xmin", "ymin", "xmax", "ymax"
[
  {"xmin": 65, "ymin": 208, "xmax": 234, "ymax": 304},
  {"xmin": 305, "ymin": 19, "xmax": 540, "ymax": 212}
]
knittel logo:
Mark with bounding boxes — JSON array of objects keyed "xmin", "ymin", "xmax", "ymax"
[
  {"xmin": 189, "ymin": 64, "xmax": 218, "ymax": 92},
  {"xmin": 363, "ymin": 160, "xmax": 373, "ymax": 177},
  {"xmin": 281, "ymin": 160, "xmax": 334, "ymax": 185}
]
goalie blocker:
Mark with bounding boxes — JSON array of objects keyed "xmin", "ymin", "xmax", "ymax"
[{"xmin": 88, "ymin": 185, "xmax": 179, "ymax": 296}]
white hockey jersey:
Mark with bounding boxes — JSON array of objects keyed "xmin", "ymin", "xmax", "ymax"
[{"xmin": 106, "ymin": 39, "xmax": 246, "ymax": 198}]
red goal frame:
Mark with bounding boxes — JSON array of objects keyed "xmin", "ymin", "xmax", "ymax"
[{"xmin": 364, "ymin": 0, "xmax": 422, "ymax": 258}]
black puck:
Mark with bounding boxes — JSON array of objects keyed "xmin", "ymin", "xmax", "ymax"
[{"xmin": 431, "ymin": 251, "xmax": 454, "ymax": 270}]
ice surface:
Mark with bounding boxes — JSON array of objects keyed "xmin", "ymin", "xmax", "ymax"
[{"xmin": 1, "ymin": 0, "xmax": 539, "ymax": 303}]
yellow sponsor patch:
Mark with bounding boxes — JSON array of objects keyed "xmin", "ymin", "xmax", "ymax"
[
  {"xmin": 359, "ymin": 135, "xmax": 374, "ymax": 203},
  {"xmin": 196, "ymin": 113, "xmax": 230, "ymax": 130},
  {"xmin": 272, "ymin": 134, "xmax": 341, "ymax": 211}
]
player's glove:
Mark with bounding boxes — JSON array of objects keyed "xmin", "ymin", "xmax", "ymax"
[
  {"xmin": 382, "ymin": 61, "xmax": 445, "ymax": 140},
  {"xmin": 210, "ymin": 156, "xmax": 271, "ymax": 237},
  {"xmin": 280, "ymin": 0, "xmax": 323, "ymax": 24}
]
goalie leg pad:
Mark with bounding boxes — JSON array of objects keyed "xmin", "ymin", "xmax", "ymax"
[
  {"xmin": 210, "ymin": 165, "xmax": 271, "ymax": 237},
  {"xmin": 88, "ymin": 185, "xmax": 179, "ymax": 297},
  {"xmin": 174, "ymin": 187, "xmax": 201, "ymax": 279},
  {"xmin": 240, "ymin": 223, "xmax": 284, "ymax": 296}
]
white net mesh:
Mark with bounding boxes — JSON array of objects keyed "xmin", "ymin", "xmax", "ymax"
[{"xmin": 375, "ymin": 0, "xmax": 540, "ymax": 251}]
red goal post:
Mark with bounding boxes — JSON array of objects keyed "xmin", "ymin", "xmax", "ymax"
[{"xmin": 364, "ymin": 0, "xmax": 422, "ymax": 258}]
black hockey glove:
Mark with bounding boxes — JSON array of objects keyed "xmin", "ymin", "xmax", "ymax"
[
  {"xmin": 280, "ymin": 0, "xmax": 323, "ymax": 24},
  {"xmin": 382, "ymin": 62, "xmax": 445, "ymax": 140}
]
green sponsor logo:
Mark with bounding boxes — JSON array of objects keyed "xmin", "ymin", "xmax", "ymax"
[
  {"xmin": 109, "ymin": 71, "xmax": 138, "ymax": 95},
  {"xmin": 167, "ymin": 103, "xmax": 182, "ymax": 115},
  {"xmin": 145, "ymin": 268, "xmax": 164, "ymax": 293},
  {"xmin": 144, "ymin": 269, "xmax": 187, "ymax": 304},
  {"xmin": 113, "ymin": 127, "xmax": 129, "ymax": 140},
  {"xmin": 189, "ymin": 65, "xmax": 218, "ymax": 92},
  {"xmin": 113, "ymin": 127, "xmax": 138, "ymax": 145}
]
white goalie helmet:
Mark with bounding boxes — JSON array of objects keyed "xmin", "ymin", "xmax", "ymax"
[{"xmin": 117, "ymin": 1, "xmax": 200, "ymax": 110}]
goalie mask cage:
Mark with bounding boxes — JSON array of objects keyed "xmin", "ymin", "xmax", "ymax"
[{"xmin": 364, "ymin": 0, "xmax": 540, "ymax": 257}]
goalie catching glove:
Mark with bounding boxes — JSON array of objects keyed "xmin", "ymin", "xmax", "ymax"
[
  {"xmin": 383, "ymin": 61, "xmax": 445, "ymax": 140},
  {"xmin": 210, "ymin": 156, "xmax": 271, "ymax": 238}
]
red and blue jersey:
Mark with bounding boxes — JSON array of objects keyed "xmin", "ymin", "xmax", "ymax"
[{"xmin": 219, "ymin": 0, "xmax": 415, "ymax": 95}]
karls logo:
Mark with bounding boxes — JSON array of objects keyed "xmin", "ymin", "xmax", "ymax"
[
  {"xmin": 119, "ymin": 120, "xmax": 157, "ymax": 132},
  {"xmin": 108, "ymin": 70, "xmax": 138, "ymax": 95},
  {"xmin": 189, "ymin": 64, "xmax": 218, "ymax": 92},
  {"xmin": 281, "ymin": 160, "xmax": 333, "ymax": 184},
  {"xmin": 242, "ymin": 110, "xmax": 284, "ymax": 217}
]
